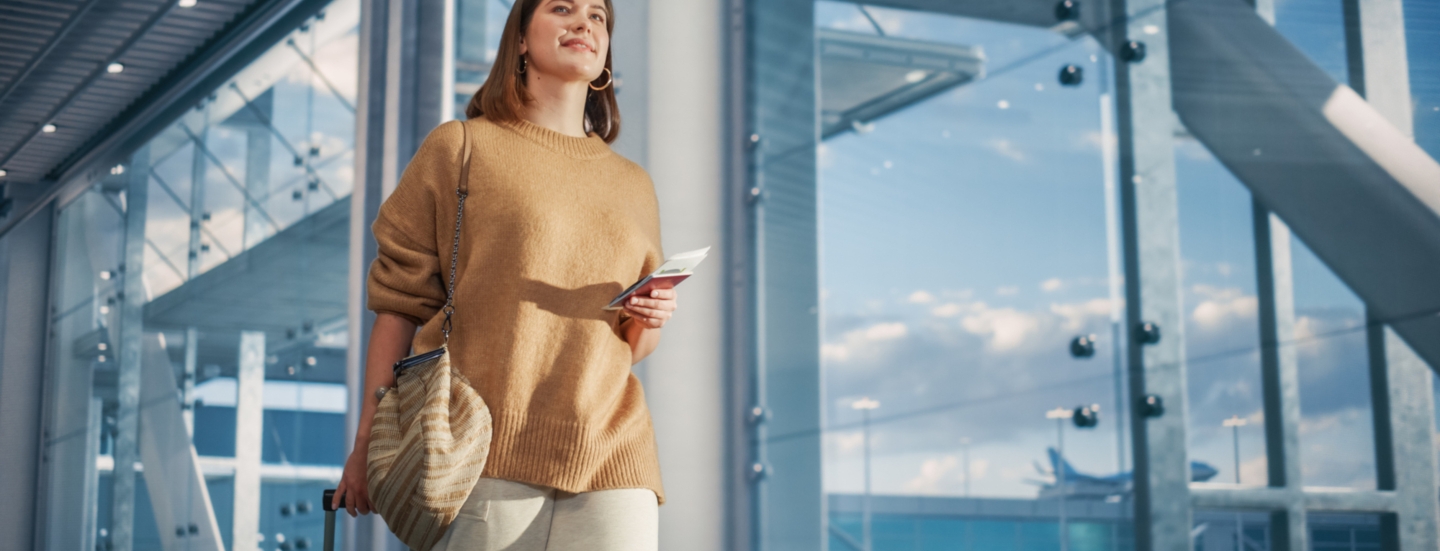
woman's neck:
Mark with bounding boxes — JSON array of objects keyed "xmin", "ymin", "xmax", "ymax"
[{"xmin": 521, "ymin": 71, "xmax": 590, "ymax": 138}]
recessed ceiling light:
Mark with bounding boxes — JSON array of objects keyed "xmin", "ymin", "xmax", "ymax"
[
  {"xmin": 107, "ymin": 62, "xmax": 125, "ymax": 74},
  {"xmin": 0, "ymin": 169, "xmax": 7, "ymax": 178},
  {"xmin": 178, "ymin": 0, "xmax": 197, "ymax": 7},
  {"xmin": 904, "ymin": 70, "xmax": 928, "ymax": 83},
  {"xmin": 42, "ymin": 123, "xmax": 57, "ymax": 133},
  {"xmin": 111, "ymin": 165, "xmax": 126, "ymax": 175}
]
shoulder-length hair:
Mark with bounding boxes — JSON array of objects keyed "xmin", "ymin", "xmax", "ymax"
[{"xmin": 465, "ymin": 0, "xmax": 620, "ymax": 144}]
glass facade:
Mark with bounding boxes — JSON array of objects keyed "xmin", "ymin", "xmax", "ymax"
[
  {"xmin": 39, "ymin": 3, "xmax": 358, "ymax": 550},
  {"xmin": 10, "ymin": 0, "xmax": 1440, "ymax": 549}
]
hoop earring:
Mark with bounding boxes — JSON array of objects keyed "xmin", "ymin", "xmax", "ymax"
[
  {"xmin": 589, "ymin": 68, "xmax": 613, "ymax": 90},
  {"xmin": 517, "ymin": 56, "xmax": 527, "ymax": 74}
]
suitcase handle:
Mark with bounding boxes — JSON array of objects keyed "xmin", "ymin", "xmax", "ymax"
[{"xmin": 321, "ymin": 489, "xmax": 347, "ymax": 551}]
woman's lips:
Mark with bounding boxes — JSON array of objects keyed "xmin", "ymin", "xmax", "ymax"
[{"xmin": 562, "ymin": 38, "xmax": 593, "ymax": 52}]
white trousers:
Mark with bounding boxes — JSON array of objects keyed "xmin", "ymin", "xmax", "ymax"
[{"xmin": 430, "ymin": 478, "xmax": 658, "ymax": 551}]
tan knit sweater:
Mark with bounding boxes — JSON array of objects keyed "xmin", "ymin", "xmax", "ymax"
[{"xmin": 366, "ymin": 116, "xmax": 666, "ymax": 503}]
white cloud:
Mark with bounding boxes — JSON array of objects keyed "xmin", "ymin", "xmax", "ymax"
[
  {"xmin": 986, "ymin": 138, "xmax": 1027, "ymax": 162},
  {"xmin": 908, "ymin": 290, "xmax": 936, "ymax": 304},
  {"xmin": 1040, "ymin": 278, "xmax": 1064, "ymax": 292},
  {"xmin": 1078, "ymin": 130, "xmax": 1116, "ymax": 152},
  {"xmin": 1190, "ymin": 285, "xmax": 1258, "ymax": 329},
  {"xmin": 822, "ymin": 322, "xmax": 909, "ymax": 362},
  {"xmin": 961, "ymin": 307, "xmax": 1041, "ymax": 351},
  {"xmin": 931, "ymin": 302, "xmax": 979, "ymax": 318},
  {"xmin": 1050, "ymin": 298, "xmax": 1113, "ymax": 332},
  {"xmin": 905, "ymin": 455, "xmax": 961, "ymax": 494}
]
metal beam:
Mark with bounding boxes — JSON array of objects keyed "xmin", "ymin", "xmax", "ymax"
[
  {"xmin": 1168, "ymin": 0, "xmax": 1440, "ymax": 373},
  {"xmin": 1254, "ymin": 206, "xmax": 1306, "ymax": 551},
  {"xmin": 1191, "ymin": 486, "xmax": 1399, "ymax": 512},
  {"xmin": 747, "ymin": 0, "xmax": 824, "ymax": 549},
  {"xmin": 0, "ymin": 0, "xmax": 332, "ymax": 242},
  {"xmin": 137, "ymin": 334, "xmax": 224, "ymax": 551},
  {"xmin": 1108, "ymin": 0, "xmax": 1191, "ymax": 548},
  {"xmin": 0, "ymin": 0, "xmax": 104, "ymax": 110},
  {"xmin": 111, "ymin": 144, "xmax": 152, "ymax": 551}
]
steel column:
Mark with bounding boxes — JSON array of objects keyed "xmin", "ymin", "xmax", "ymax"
[
  {"xmin": 1108, "ymin": 0, "xmax": 1191, "ymax": 548},
  {"xmin": 746, "ymin": 0, "xmax": 823, "ymax": 549},
  {"xmin": 348, "ymin": 0, "xmax": 449, "ymax": 549},
  {"xmin": 1254, "ymin": 205, "xmax": 1306, "ymax": 551},
  {"xmin": 1344, "ymin": 0, "xmax": 1439, "ymax": 547},
  {"xmin": 110, "ymin": 144, "xmax": 152, "ymax": 551}
]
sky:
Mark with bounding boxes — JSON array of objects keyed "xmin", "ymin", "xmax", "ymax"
[{"xmin": 813, "ymin": 0, "xmax": 1438, "ymax": 499}]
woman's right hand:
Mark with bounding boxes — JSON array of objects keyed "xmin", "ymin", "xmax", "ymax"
[{"xmin": 334, "ymin": 446, "xmax": 373, "ymax": 517}]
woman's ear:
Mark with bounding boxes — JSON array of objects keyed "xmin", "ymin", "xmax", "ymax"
[{"xmin": 518, "ymin": 38, "xmax": 527, "ymax": 56}]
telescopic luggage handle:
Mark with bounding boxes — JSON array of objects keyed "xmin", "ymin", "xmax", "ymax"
[{"xmin": 322, "ymin": 489, "xmax": 346, "ymax": 551}]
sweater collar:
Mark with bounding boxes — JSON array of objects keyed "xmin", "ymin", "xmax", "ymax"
[{"xmin": 494, "ymin": 117, "xmax": 612, "ymax": 160}]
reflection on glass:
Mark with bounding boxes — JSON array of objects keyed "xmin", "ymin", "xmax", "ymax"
[
  {"xmin": 1408, "ymin": 0, "xmax": 1440, "ymax": 159},
  {"xmin": 1175, "ymin": 137, "xmax": 1266, "ymax": 487},
  {"xmin": 1273, "ymin": 0, "xmax": 1350, "ymax": 84},
  {"xmin": 815, "ymin": 2, "xmax": 1127, "ymax": 548},
  {"xmin": 1192, "ymin": 510, "xmax": 1270, "ymax": 551},
  {"xmin": 1290, "ymin": 236, "xmax": 1377, "ymax": 489},
  {"xmin": 1308, "ymin": 513, "xmax": 1383, "ymax": 551},
  {"xmin": 41, "ymin": 3, "xmax": 359, "ymax": 550}
]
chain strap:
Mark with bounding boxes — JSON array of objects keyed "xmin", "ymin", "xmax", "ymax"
[
  {"xmin": 441, "ymin": 188, "xmax": 467, "ymax": 344},
  {"xmin": 441, "ymin": 120, "xmax": 472, "ymax": 345}
]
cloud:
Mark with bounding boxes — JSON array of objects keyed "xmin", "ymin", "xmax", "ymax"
[
  {"xmin": 960, "ymin": 307, "xmax": 1041, "ymax": 351},
  {"xmin": 1040, "ymin": 278, "xmax": 1064, "ymax": 292},
  {"xmin": 1190, "ymin": 285, "xmax": 1258, "ymax": 329},
  {"xmin": 986, "ymin": 138, "xmax": 1027, "ymax": 162},
  {"xmin": 1078, "ymin": 130, "xmax": 1116, "ymax": 152},
  {"xmin": 1049, "ymin": 298, "xmax": 1114, "ymax": 332},
  {"xmin": 906, "ymin": 455, "xmax": 961, "ymax": 494},
  {"xmin": 908, "ymin": 290, "xmax": 936, "ymax": 304},
  {"xmin": 996, "ymin": 286, "xmax": 1020, "ymax": 296},
  {"xmin": 822, "ymin": 322, "xmax": 909, "ymax": 362}
]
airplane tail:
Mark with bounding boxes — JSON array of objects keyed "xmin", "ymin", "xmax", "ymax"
[{"xmin": 1047, "ymin": 447, "xmax": 1081, "ymax": 480}]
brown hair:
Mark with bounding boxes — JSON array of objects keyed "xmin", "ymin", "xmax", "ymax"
[{"xmin": 465, "ymin": 0, "xmax": 620, "ymax": 143}]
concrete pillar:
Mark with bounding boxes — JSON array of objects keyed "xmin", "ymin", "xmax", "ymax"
[
  {"xmin": 233, "ymin": 330, "xmax": 266, "ymax": 551},
  {"xmin": 643, "ymin": 0, "xmax": 727, "ymax": 549},
  {"xmin": 0, "ymin": 183, "xmax": 55, "ymax": 551}
]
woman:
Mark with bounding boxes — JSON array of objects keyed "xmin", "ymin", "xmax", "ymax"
[{"xmin": 331, "ymin": 0, "xmax": 676, "ymax": 549}]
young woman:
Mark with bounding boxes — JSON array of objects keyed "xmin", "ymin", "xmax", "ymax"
[{"xmin": 331, "ymin": 0, "xmax": 675, "ymax": 549}]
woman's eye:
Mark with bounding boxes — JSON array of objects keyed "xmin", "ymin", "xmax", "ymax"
[
  {"xmin": 591, "ymin": 14, "xmax": 605, "ymax": 22},
  {"xmin": 553, "ymin": 6, "xmax": 568, "ymax": 14}
]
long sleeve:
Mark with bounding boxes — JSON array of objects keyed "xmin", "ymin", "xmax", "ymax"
[{"xmin": 365, "ymin": 120, "xmax": 466, "ymax": 325}]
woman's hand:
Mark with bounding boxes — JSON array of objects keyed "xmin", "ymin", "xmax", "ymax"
[
  {"xmin": 621, "ymin": 288, "xmax": 676, "ymax": 364},
  {"xmin": 333, "ymin": 442, "xmax": 373, "ymax": 517},
  {"xmin": 623, "ymin": 288, "xmax": 677, "ymax": 328}
]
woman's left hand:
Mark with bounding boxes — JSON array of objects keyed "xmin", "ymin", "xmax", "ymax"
[{"xmin": 624, "ymin": 288, "xmax": 677, "ymax": 329}]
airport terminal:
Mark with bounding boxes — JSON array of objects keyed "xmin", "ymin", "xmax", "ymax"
[{"xmin": 1, "ymin": 0, "xmax": 1438, "ymax": 549}]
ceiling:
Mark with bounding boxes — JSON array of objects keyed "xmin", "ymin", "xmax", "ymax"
[{"xmin": 0, "ymin": 0, "xmax": 264, "ymax": 186}]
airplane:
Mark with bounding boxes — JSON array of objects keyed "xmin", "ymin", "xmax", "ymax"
[{"xmin": 1027, "ymin": 447, "xmax": 1219, "ymax": 500}]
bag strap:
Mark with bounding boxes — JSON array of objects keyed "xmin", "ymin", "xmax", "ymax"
[{"xmin": 441, "ymin": 121, "xmax": 472, "ymax": 344}]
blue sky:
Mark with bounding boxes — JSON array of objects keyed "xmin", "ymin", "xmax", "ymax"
[{"xmin": 814, "ymin": 0, "xmax": 1434, "ymax": 498}]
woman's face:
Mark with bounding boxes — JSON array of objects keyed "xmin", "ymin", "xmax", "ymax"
[{"xmin": 519, "ymin": 0, "xmax": 610, "ymax": 83}]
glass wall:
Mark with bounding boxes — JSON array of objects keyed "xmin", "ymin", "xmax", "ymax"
[
  {"xmin": 814, "ymin": 4, "xmax": 1130, "ymax": 549},
  {"xmin": 40, "ymin": 3, "xmax": 359, "ymax": 550}
]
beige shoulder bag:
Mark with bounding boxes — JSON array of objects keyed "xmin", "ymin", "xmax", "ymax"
[{"xmin": 366, "ymin": 121, "xmax": 492, "ymax": 551}]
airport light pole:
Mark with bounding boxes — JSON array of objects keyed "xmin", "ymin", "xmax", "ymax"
[
  {"xmin": 1224, "ymin": 415, "xmax": 1248, "ymax": 551},
  {"xmin": 854, "ymin": 397, "xmax": 880, "ymax": 551},
  {"xmin": 1047, "ymin": 407, "xmax": 1074, "ymax": 551},
  {"xmin": 961, "ymin": 437, "xmax": 971, "ymax": 498}
]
